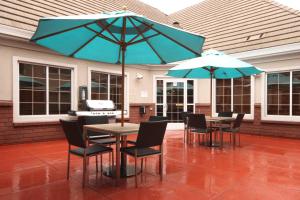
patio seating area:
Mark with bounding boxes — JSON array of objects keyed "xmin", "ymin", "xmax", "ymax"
[{"xmin": 1, "ymin": 132, "xmax": 300, "ymax": 200}]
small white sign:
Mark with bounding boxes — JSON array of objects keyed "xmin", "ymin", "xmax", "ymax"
[{"xmin": 140, "ymin": 91, "xmax": 148, "ymax": 98}]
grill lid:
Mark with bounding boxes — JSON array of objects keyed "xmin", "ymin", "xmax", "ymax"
[{"xmin": 86, "ymin": 100, "xmax": 115, "ymax": 111}]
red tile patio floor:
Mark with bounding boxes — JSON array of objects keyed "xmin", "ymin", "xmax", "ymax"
[{"xmin": 1, "ymin": 132, "xmax": 300, "ymax": 200}]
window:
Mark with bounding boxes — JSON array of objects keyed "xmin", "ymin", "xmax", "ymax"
[
  {"xmin": 91, "ymin": 71, "xmax": 122, "ymax": 110},
  {"xmin": 216, "ymin": 77, "xmax": 251, "ymax": 114},
  {"xmin": 19, "ymin": 63, "xmax": 72, "ymax": 116},
  {"xmin": 266, "ymin": 71, "xmax": 300, "ymax": 116}
]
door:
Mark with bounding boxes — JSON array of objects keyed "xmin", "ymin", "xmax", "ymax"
[{"xmin": 155, "ymin": 79, "xmax": 195, "ymax": 129}]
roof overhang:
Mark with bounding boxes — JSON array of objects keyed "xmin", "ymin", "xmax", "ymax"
[{"xmin": 230, "ymin": 43, "xmax": 300, "ymax": 60}]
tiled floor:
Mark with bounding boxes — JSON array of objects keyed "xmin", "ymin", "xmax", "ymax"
[{"xmin": 1, "ymin": 132, "xmax": 300, "ymax": 200}]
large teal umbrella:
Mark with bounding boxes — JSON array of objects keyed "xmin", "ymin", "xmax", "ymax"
[
  {"xmin": 167, "ymin": 49, "xmax": 263, "ymax": 115},
  {"xmin": 31, "ymin": 9, "xmax": 205, "ymax": 126}
]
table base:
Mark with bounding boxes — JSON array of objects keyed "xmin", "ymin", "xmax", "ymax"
[{"xmin": 103, "ymin": 165, "xmax": 142, "ymax": 178}]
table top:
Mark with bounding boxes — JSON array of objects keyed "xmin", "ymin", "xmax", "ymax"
[
  {"xmin": 206, "ymin": 116, "xmax": 235, "ymax": 122},
  {"xmin": 83, "ymin": 123, "xmax": 139, "ymax": 136}
]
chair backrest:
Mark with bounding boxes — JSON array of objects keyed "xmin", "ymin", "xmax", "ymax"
[
  {"xmin": 60, "ymin": 119, "xmax": 86, "ymax": 148},
  {"xmin": 218, "ymin": 112, "xmax": 233, "ymax": 117},
  {"xmin": 233, "ymin": 113, "xmax": 245, "ymax": 129},
  {"xmin": 78, "ymin": 116, "xmax": 109, "ymax": 136},
  {"xmin": 181, "ymin": 112, "xmax": 189, "ymax": 125},
  {"xmin": 135, "ymin": 121, "xmax": 168, "ymax": 148},
  {"xmin": 187, "ymin": 114, "xmax": 207, "ymax": 129},
  {"xmin": 149, "ymin": 115, "xmax": 168, "ymax": 122}
]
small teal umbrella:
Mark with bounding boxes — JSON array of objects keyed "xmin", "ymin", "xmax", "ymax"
[
  {"xmin": 31, "ymin": 9, "xmax": 205, "ymax": 126},
  {"xmin": 167, "ymin": 49, "xmax": 263, "ymax": 115}
]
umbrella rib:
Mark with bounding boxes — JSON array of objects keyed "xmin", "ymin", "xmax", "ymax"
[
  {"xmin": 235, "ymin": 68, "xmax": 247, "ymax": 77},
  {"xmin": 126, "ymin": 25, "xmax": 152, "ymax": 44},
  {"xmin": 96, "ymin": 20, "xmax": 120, "ymax": 42},
  {"xmin": 128, "ymin": 33, "xmax": 160, "ymax": 45},
  {"xmin": 131, "ymin": 16, "xmax": 202, "ymax": 57},
  {"xmin": 84, "ymin": 26, "xmax": 119, "ymax": 45},
  {"xmin": 69, "ymin": 18, "xmax": 119, "ymax": 57},
  {"xmin": 31, "ymin": 20, "xmax": 97, "ymax": 41},
  {"xmin": 128, "ymin": 17, "xmax": 166, "ymax": 64}
]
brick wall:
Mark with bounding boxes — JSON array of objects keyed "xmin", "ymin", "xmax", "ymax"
[
  {"xmin": 0, "ymin": 101, "xmax": 64, "ymax": 144},
  {"xmin": 129, "ymin": 103, "xmax": 155, "ymax": 123},
  {"xmin": 196, "ymin": 103, "xmax": 300, "ymax": 138}
]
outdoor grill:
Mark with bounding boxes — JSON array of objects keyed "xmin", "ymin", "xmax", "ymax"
[{"xmin": 68, "ymin": 100, "xmax": 125, "ymax": 122}]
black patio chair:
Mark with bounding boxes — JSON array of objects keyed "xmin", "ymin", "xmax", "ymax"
[
  {"xmin": 187, "ymin": 114, "xmax": 213, "ymax": 145},
  {"xmin": 78, "ymin": 116, "xmax": 116, "ymax": 146},
  {"xmin": 127, "ymin": 115, "xmax": 168, "ymax": 146},
  {"xmin": 221, "ymin": 113, "xmax": 245, "ymax": 147},
  {"xmin": 60, "ymin": 119, "xmax": 114, "ymax": 187},
  {"xmin": 218, "ymin": 111, "xmax": 233, "ymax": 117},
  {"xmin": 120, "ymin": 121, "xmax": 168, "ymax": 187}
]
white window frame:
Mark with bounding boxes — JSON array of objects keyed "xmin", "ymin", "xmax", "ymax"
[
  {"xmin": 212, "ymin": 76, "xmax": 255, "ymax": 120},
  {"xmin": 88, "ymin": 67, "xmax": 129, "ymax": 118},
  {"xmin": 262, "ymin": 66, "xmax": 300, "ymax": 122},
  {"xmin": 153, "ymin": 75, "xmax": 198, "ymax": 117},
  {"xmin": 13, "ymin": 56, "xmax": 78, "ymax": 123}
]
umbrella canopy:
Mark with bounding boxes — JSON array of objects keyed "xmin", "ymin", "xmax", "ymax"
[
  {"xmin": 167, "ymin": 50, "xmax": 263, "ymax": 79},
  {"xmin": 167, "ymin": 49, "xmax": 263, "ymax": 116},
  {"xmin": 31, "ymin": 9, "xmax": 205, "ymax": 125}
]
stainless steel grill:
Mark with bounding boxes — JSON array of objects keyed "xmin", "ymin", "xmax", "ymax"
[{"xmin": 69, "ymin": 100, "xmax": 126, "ymax": 117}]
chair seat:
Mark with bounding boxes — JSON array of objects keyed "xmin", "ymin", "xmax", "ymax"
[
  {"xmin": 121, "ymin": 146, "xmax": 161, "ymax": 157},
  {"xmin": 221, "ymin": 127, "xmax": 239, "ymax": 132},
  {"xmin": 126, "ymin": 140, "xmax": 136, "ymax": 145},
  {"xmin": 190, "ymin": 128, "xmax": 213, "ymax": 133},
  {"xmin": 70, "ymin": 145, "xmax": 112, "ymax": 157},
  {"xmin": 89, "ymin": 137, "xmax": 116, "ymax": 145}
]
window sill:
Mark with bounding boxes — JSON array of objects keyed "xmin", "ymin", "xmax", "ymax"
[
  {"xmin": 13, "ymin": 121, "xmax": 60, "ymax": 127},
  {"xmin": 260, "ymin": 120, "xmax": 300, "ymax": 125}
]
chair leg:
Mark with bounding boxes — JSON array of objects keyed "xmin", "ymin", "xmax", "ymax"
[
  {"xmin": 96, "ymin": 155, "xmax": 98, "ymax": 173},
  {"xmin": 67, "ymin": 151, "xmax": 70, "ymax": 180},
  {"xmin": 100, "ymin": 154, "xmax": 103, "ymax": 175},
  {"xmin": 82, "ymin": 156, "xmax": 87, "ymax": 188},
  {"xmin": 135, "ymin": 157, "xmax": 138, "ymax": 188},
  {"xmin": 141, "ymin": 159, "xmax": 144, "ymax": 173},
  {"xmin": 160, "ymin": 154, "xmax": 163, "ymax": 181}
]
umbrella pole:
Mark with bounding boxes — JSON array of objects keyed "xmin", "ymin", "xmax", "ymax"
[
  {"xmin": 210, "ymin": 72, "xmax": 213, "ymax": 117},
  {"xmin": 121, "ymin": 47, "xmax": 125, "ymax": 127}
]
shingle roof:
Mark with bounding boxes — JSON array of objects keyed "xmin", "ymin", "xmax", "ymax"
[
  {"xmin": 169, "ymin": 0, "xmax": 300, "ymax": 53},
  {"xmin": 0, "ymin": 0, "xmax": 169, "ymax": 32}
]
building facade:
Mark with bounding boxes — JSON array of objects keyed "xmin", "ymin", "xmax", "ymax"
[{"xmin": 1, "ymin": 0, "xmax": 300, "ymax": 144}]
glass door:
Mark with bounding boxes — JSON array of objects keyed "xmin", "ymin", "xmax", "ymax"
[{"xmin": 156, "ymin": 79, "xmax": 195, "ymax": 124}]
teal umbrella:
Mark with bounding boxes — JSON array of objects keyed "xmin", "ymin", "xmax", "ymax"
[
  {"xmin": 167, "ymin": 49, "xmax": 263, "ymax": 115},
  {"xmin": 31, "ymin": 9, "xmax": 205, "ymax": 126}
]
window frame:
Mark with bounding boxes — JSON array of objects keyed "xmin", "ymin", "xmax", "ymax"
[
  {"xmin": 88, "ymin": 67, "xmax": 129, "ymax": 118},
  {"xmin": 262, "ymin": 67, "xmax": 300, "ymax": 122},
  {"xmin": 212, "ymin": 76, "xmax": 255, "ymax": 120},
  {"xmin": 13, "ymin": 56, "xmax": 77, "ymax": 123}
]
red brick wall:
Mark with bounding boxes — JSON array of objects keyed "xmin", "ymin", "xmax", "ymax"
[
  {"xmin": 196, "ymin": 103, "xmax": 300, "ymax": 138},
  {"xmin": 129, "ymin": 103, "xmax": 155, "ymax": 123},
  {"xmin": 0, "ymin": 101, "xmax": 64, "ymax": 144}
]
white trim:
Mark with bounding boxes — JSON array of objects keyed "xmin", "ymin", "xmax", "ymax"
[
  {"xmin": 230, "ymin": 42, "xmax": 300, "ymax": 60},
  {"xmin": 13, "ymin": 56, "xmax": 78, "ymax": 123},
  {"xmin": 261, "ymin": 67, "xmax": 300, "ymax": 122},
  {"xmin": 0, "ymin": 24, "xmax": 33, "ymax": 39},
  {"xmin": 212, "ymin": 76, "xmax": 255, "ymax": 119},
  {"xmin": 87, "ymin": 67, "xmax": 129, "ymax": 118}
]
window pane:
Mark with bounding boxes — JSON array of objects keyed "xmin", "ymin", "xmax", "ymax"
[
  {"xmin": 233, "ymin": 77, "xmax": 251, "ymax": 114},
  {"xmin": 60, "ymin": 80, "xmax": 71, "ymax": 91},
  {"xmin": 33, "ymin": 103, "xmax": 46, "ymax": 115},
  {"xmin": 216, "ymin": 79, "xmax": 232, "ymax": 113},
  {"xmin": 49, "ymin": 80, "xmax": 59, "ymax": 91},
  {"xmin": 20, "ymin": 103, "xmax": 32, "ymax": 115},
  {"xmin": 60, "ymin": 92, "xmax": 71, "ymax": 103},
  {"xmin": 60, "ymin": 104, "xmax": 71, "ymax": 114},
  {"xmin": 60, "ymin": 69, "xmax": 71, "ymax": 80},
  {"xmin": 267, "ymin": 73, "xmax": 290, "ymax": 115},
  {"xmin": 49, "ymin": 103, "xmax": 59, "ymax": 114},
  {"xmin": 19, "ymin": 63, "xmax": 47, "ymax": 116},
  {"xmin": 49, "ymin": 67, "xmax": 59, "ymax": 79},
  {"xmin": 292, "ymin": 71, "xmax": 300, "ymax": 116}
]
